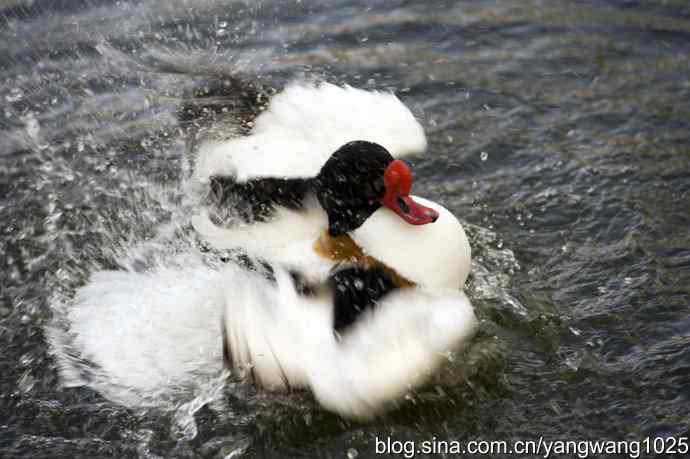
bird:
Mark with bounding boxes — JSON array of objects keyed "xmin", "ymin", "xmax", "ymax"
[
  {"xmin": 190, "ymin": 82, "xmax": 442, "ymax": 279},
  {"xmin": 52, "ymin": 197, "xmax": 474, "ymax": 419},
  {"xmin": 49, "ymin": 81, "xmax": 476, "ymax": 420},
  {"xmin": 190, "ymin": 81, "xmax": 476, "ymax": 418},
  {"xmin": 220, "ymin": 196, "xmax": 475, "ymax": 420}
]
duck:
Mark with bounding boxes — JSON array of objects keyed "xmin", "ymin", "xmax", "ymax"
[
  {"xmin": 190, "ymin": 82, "xmax": 452, "ymax": 280},
  {"xmin": 191, "ymin": 81, "xmax": 477, "ymax": 417},
  {"xmin": 48, "ymin": 196, "xmax": 478, "ymax": 421},
  {"xmin": 51, "ymin": 195, "xmax": 475, "ymax": 418},
  {"xmin": 49, "ymin": 81, "xmax": 476, "ymax": 419},
  {"xmin": 221, "ymin": 196, "xmax": 476, "ymax": 419}
]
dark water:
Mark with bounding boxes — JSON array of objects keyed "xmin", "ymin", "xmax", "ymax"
[{"xmin": 2, "ymin": 0, "xmax": 689, "ymax": 457}]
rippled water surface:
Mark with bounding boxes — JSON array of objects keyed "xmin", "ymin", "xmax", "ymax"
[{"xmin": 2, "ymin": 0, "xmax": 689, "ymax": 457}]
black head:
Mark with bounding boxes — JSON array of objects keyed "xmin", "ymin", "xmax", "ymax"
[{"xmin": 316, "ymin": 140, "xmax": 439, "ymax": 236}]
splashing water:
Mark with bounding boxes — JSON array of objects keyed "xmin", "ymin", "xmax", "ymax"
[{"xmin": 2, "ymin": 0, "xmax": 689, "ymax": 457}]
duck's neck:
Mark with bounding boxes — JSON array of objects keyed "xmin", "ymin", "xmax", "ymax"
[{"xmin": 322, "ymin": 202, "xmax": 382, "ymax": 237}]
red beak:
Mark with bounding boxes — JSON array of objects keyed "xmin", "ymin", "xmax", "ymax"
[{"xmin": 380, "ymin": 160, "xmax": 439, "ymax": 225}]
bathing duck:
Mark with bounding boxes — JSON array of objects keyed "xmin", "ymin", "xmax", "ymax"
[
  {"xmin": 191, "ymin": 82, "xmax": 476, "ymax": 417},
  {"xmin": 49, "ymin": 82, "xmax": 475, "ymax": 419},
  {"xmin": 221, "ymin": 197, "xmax": 475, "ymax": 419},
  {"xmin": 52, "ymin": 196, "xmax": 474, "ymax": 419},
  {"xmin": 51, "ymin": 197, "xmax": 474, "ymax": 418},
  {"xmin": 191, "ymin": 82, "xmax": 440, "ymax": 276}
]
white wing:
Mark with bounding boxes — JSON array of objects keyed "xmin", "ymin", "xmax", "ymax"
[
  {"xmin": 194, "ymin": 82, "xmax": 427, "ymax": 182},
  {"xmin": 304, "ymin": 288, "xmax": 477, "ymax": 419}
]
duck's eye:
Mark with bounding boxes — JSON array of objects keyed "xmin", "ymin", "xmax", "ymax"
[{"xmin": 397, "ymin": 197, "xmax": 410, "ymax": 214}]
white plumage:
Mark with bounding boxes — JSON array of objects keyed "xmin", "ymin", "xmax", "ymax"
[
  {"xmin": 50, "ymin": 81, "xmax": 477, "ymax": 419},
  {"xmin": 224, "ymin": 269, "xmax": 477, "ymax": 419},
  {"xmin": 352, "ymin": 196, "xmax": 472, "ymax": 289},
  {"xmin": 193, "ymin": 82, "xmax": 427, "ymax": 182}
]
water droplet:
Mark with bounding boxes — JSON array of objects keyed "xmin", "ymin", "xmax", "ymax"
[
  {"xmin": 564, "ymin": 357, "xmax": 579, "ymax": 371},
  {"xmin": 5, "ymin": 88, "xmax": 23, "ymax": 102},
  {"xmin": 550, "ymin": 400, "xmax": 562, "ymax": 415},
  {"xmin": 480, "ymin": 151, "xmax": 488, "ymax": 161},
  {"xmin": 23, "ymin": 114, "xmax": 40, "ymax": 142},
  {"xmin": 18, "ymin": 371, "xmax": 37, "ymax": 394}
]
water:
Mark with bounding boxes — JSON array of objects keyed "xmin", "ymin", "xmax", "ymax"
[{"xmin": 2, "ymin": 0, "xmax": 689, "ymax": 457}]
